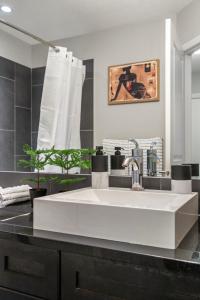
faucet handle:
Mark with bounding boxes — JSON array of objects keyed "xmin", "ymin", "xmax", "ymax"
[{"xmin": 159, "ymin": 170, "xmax": 170, "ymax": 176}]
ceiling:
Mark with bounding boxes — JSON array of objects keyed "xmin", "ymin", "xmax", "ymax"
[{"xmin": 0, "ymin": 0, "xmax": 193, "ymax": 44}]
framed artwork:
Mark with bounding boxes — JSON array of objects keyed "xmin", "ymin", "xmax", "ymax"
[{"xmin": 108, "ymin": 59, "xmax": 160, "ymax": 105}]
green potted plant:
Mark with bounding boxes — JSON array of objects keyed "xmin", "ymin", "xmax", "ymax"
[
  {"xmin": 18, "ymin": 144, "xmax": 53, "ymax": 205},
  {"xmin": 48, "ymin": 148, "xmax": 94, "ymax": 188}
]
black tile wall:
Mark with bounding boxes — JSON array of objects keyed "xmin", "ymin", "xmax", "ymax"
[
  {"xmin": 110, "ymin": 175, "xmax": 171, "ymax": 190},
  {"xmin": 31, "ymin": 68, "xmax": 45, "ymax": 146},
  {"xmin": 81, "ymin": 59, "xmax": 94, "ymax": 157},
  {"xmin": 80, "ymin": 130, "xmax": 93, "ymax": 148},
  {"xmin": 160, "ymin": 177, "xmax": 171, "ymax": 190},
  {"xmin": 83, "ymin": 59, "xmax": 94, "ymax": 79},
  {"xmin": 0, "ymin": 56, "xmax": 31, "ymax": 171},
  {"xmin": 31, "ymin": 67, "xmax": 46, "ymax": 85},
  {"xmin": 15, "ymin": 63, "xmax": 32, "ymax": 170},
  {"xmin": 0, "ymin": 58, "xmax": 15, "ymax": 172},
  {"xmin": 142, "ymin": 176, "xmax": 161, "ymax": 190},
  {"xmin": 0, "ymin": 57, "xmax": 15, "ymax": 80},
  {"xmin": 109, "ymin": 176, "xmax": 132, "ymax": 188},
  {"xmin": 0, "ymin": 77, "xmax": 14, "ymax": 130},
  {"xmin": 31, "ymin": 85, "xmax": 43, "ymax": 132},
  {"xmin": 31, "ymin": 132, "xmax": 38, "ymax": 150},
  {"xmin": 0, "ymin": 131, "xmax": 14, "ymax": 171},
  {"xmin": 16, "ymin": 107, "xmax": 31, "ymax": 155},
  {"xmin": 81, "ymin": 78, "xmax": 94, "ymax": 130},
  {"xmin": 15, "ymin": 64, "xmax": 31, "ymax": 108}
]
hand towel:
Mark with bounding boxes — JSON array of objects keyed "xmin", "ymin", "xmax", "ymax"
[
  {"xmin": 0, "ymin": 185, "xmax": 31, "ymax": 195},
  {"xmin": 0, "ymin": 191, "xmax": 30, "ymax": 202},
  {"xmin": 0, "ymin": 196, "xmax": 30, "ymax": 208},
  {"xmin": 0, "ymin": 185, "xmax": 31, "ymax": 208}
]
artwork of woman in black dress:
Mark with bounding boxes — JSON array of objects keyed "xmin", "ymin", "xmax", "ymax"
[{"xmin": 108, "ymin": 60, "xmax": 159, "ymax": 105}]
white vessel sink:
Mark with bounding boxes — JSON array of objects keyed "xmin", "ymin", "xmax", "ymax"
[{"xmin": 33, "ymin": 188, "xmax": 198, "ymax": 249}]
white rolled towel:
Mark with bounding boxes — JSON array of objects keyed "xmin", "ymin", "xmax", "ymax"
[
  {"xmin": 0, "ymin": 196, "xmax": 30, "ymax": 208},
  {"xmin": 0, "ymin": 191, "xmax": 30, "ymax": 202},
  {"xmin": 0, "ymin": 185, "xmax": 31, "ymax": 196},
  {"xmin": 0, "ymin": 185, "xmax": 31, "ymax": 205}
]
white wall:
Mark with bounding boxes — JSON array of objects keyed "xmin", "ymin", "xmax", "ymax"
[
  {"xmin": 177, "ymin": 0, "xmax": 200, "ymax": 45},
  {"xmin": 32, "ymin": 20, "xmax": 165, "ymax": 145},
  {"xmin": 0, "ymin": 28, "xmax": 32, "ymax": 67}
]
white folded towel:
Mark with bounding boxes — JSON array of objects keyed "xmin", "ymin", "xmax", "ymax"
[
  {"xmin": 0, "ymin": 185, "xmax": 31, "ymax": 207},
  {"xmin": 0, "ymin": 185, "xmax": 31, "ymax": 195},
  {"xmin": 0, "ymin": 191, "xmax": 30, "ymax": 202},
  {"xmin": 0, "ymin": 196, "xmax": 30, "ymax": 208}
]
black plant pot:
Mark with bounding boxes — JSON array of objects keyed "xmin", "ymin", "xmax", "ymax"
[{"xmin": 29, "ymin": 188, "xmax": 47, "ymax": 208}]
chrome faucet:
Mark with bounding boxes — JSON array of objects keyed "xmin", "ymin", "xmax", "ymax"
[
  {"xmin": 122, "ymin": 139, "xmax": 144, "ymax": 191},
  {"xmin": 122, "ymin": 157, "xmax": 143, "ymax": 191}
]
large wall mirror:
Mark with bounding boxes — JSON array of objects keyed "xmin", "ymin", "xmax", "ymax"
[
  {"xmin": 0, "ymin": 0, "xmax": 199, "ymax": 175},
  {"xmin": 170, "ymin": 0, "xmax": 200, "ymax": 177}
]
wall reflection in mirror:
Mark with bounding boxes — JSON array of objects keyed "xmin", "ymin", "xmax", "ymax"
[
  {"xmin": 0, "ymin": 17, "xmax": 165, "ymax": 175},
  {"xmin": 192, "ymin": 49, "xmax": 200, "ymax": 166}
]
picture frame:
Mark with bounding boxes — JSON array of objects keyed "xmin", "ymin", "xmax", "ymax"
[{"xmin": 108, "ymin": 59, "xmax": 160, "ymax": 105}]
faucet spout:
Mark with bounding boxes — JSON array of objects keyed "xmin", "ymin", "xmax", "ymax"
[
  {"xmin": 122, "ymin": 157, "xmax": 139, "ymax": 170},
  {"xmin": 122, "ymin": 157, "xmax": 143, "ymax": 191},
  {"xmin": 129, "ymin": 138, "xmax": 139, "ymax": 149}
]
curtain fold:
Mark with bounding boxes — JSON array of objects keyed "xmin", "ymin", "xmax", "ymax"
[{"xmin": 36, "ymin": 46, "xmax": 85, "ymax": 173}]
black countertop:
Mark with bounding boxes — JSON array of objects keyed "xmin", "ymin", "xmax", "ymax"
[{"xmin": 0, "ymin": 201, "xmax": 200, "ymax": 265}]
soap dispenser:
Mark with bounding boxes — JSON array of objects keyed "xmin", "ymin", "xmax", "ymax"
[
  {"xmin": 111, "ymin": 147, "xmax": 126, "ymax": 176},
  {"xmin": 92, "ymin": 146, "xmax": 109, "ymax": 189},
  {"xmin": 147, "ymin": 142, "xmax": 158, "ymax": 176}
]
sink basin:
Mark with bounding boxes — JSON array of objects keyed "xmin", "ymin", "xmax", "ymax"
[{"xmin": 33, "ymin": 188, "xmax": 198, "ymax": 249}]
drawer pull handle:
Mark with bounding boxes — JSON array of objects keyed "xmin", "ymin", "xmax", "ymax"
[
  {"xmin": 4, "ymin": 256, "xmax": 8, "ymax": 271},
  {"xmin": 76, "ymin": 271, "xmax": 80, "ymax": 289}
]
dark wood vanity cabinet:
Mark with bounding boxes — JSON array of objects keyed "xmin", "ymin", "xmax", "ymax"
[
  {"xmin": 0, "ymin": 238, "xmax": 200, "ymax": 300},
  {"xmin": 0, "ymin": 287, "xmax": 42, "ymax": 300},
  {"xmin": 0, "ymin": 239, "xmax": 59, "ymax": 300},
  {"xmin": 61, "ymin": 252, "xmax": 200, "ymax": 300},
  {"xmin": 61, "ymin": 252, "xmax": 149, "ymax": 300}
]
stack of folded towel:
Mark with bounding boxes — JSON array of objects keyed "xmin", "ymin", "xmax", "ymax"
[{"xmin": 0, "ymin": 185, "xmax": 31, "ymax": 208}]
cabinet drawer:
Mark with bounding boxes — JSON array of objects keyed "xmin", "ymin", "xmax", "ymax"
[
  {"xmin": 0, "ymin": 239, "xmax": 59, "ymax": 300},
  {"xmin": 0, "ymin": 287, "xmax": 42, "ymax": 300},
  {"xmin": 61, "ymin": 252, "xmax": 140, "ymax": 300},
  {"xmin": 61, "ymin": 252, "xmax": 200, "ymax": 300}
]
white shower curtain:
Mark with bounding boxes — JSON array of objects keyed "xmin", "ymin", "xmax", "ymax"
[{"xmin": 37, "ymin": 46, "xmax": 85, "ymax": 173}]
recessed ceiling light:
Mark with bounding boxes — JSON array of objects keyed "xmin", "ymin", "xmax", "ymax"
[
  {"xmin": 193, "ymin": 49, "xmax": 200, "ymax": 56},
  {"xmin": 1, "ymin": 5, "xmax": 12, "ymax": 13}
]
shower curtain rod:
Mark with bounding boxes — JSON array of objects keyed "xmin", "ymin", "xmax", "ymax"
[{"xmin": 0, "ymin": 18, "xmax": 59, "ymax": 52}]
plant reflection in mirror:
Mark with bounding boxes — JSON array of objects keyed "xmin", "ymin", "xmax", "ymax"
[
  {"xmin": 18, "ymin": 145, "xmax": 94, "ymax": 191},
  {"xmin": 48, "ymin": 148, "xmax": 94, "ymax": 187},
  {"xmin": 18, "ymin": 144, "xmax": 54, "ymax": 190}
]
